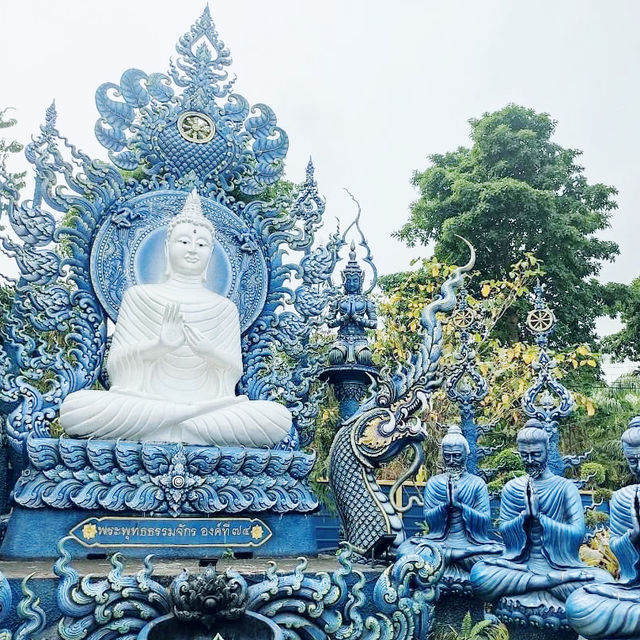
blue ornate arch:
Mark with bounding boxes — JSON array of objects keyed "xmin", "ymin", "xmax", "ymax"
[{"xmin": 0, "ymin": 7, "xmax": 342, "ymax": 453}]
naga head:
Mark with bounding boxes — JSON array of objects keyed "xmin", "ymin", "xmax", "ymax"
[{"xmin": 347, "ymin": 238, "xmax": 476, "ymax": 467}]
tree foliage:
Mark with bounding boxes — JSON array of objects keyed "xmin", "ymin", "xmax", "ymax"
[
  {"xmin": 374, "ymin": 254, "xmax": 631, "ymax": 489},
  {"xmin": 395, "ymin": 104, "xmax": 621, "ymax": 346},
  {"xmin": 602, "ymin": 277, "xmax": 640, "ymax": 362}
]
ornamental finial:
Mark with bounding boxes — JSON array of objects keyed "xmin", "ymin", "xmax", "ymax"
[{"xmin": 167, "ymin": 189, "xmax": 215, "ymax": 238}]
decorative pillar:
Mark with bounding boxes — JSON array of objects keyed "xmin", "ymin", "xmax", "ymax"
[
  {"xmin": 521, "ymin": 282, "xmax": 586, "ymax": 475},
  {"xmin": 320, "ymin": 209, "xmax": 379, "ymax": 421},
  {"xmin": 445, "ymin": 289, "xmax": 490, "ymax": 475}
]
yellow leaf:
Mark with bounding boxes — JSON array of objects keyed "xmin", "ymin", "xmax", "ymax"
[
  {"xmin": 431, "ymin": 265, "xmax": 440, "ymax": 277},
  {"xmin": 586, "ymin": 401, "xmax": 595, "ymax": 417},
  {"xmin": 576, "ymin": 345, "xmax": 590, "ymax": 356},
  {"xmin": 587, "ymin": 359, "xmax": 597, "ymax": 367},
  {"xmin": 501, "ymin": 393, "xmax": 510, "ymax": 405},
  {"xmin": 523, "ymin": 351, "xmax": 535, "ymax": 364},
  {"xmin": 481, "ymin": 284, "xmax": 491, "ymax": 298},
  {"xmin": 571, "ymin": 359, "xmax": 578, "ymax": 369}
]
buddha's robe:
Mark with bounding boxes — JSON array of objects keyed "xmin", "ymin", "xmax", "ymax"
[
  {"xmin": 397, "ymin": 472, "xmax": 500, "ymax": 587},
  {"xmin": 470, "ymin": 474, "xmax": 612, "ymax": 606},
  {"xmin": 566, "ymin": 485, "xmax": 640, "ymax": 639},
  {"xmin": 59, "ymin": 284, "xmax": 292, "ymax": 447}
]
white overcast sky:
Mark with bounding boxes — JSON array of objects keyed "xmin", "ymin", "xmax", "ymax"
[{"xmin": 2, "ymin": 0, "xmax": 640, "ymax": 363}]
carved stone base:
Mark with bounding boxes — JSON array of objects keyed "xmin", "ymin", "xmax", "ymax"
[{"xmin": 1, "ymin": 506, "xmax": 318, "ymax": 559}]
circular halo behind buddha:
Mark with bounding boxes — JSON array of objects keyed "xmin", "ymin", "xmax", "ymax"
[{"xmin": 91, "ymin": 189, "xmax": 268, "ymax": 332}]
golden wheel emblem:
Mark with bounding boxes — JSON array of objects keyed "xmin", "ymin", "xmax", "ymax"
[
  {"xmin": 177, "ymin": 111, "xmax": 215, "ymax": 143},
  {"xmin": 452, "ymin": 308, "xmax": 475, "ymax": 329},
  {"xmin": 526, "ymin": 308, "xmax": 555, "ymax": 333}
]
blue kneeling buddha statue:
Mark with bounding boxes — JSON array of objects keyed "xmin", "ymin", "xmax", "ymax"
[
  {"xmin": 470, "ymin": 423, "xmax": 613, "ymax": 623},
  {"xmin": 397, "ymin": 425, "xmax": 502, "ymax": 592},
  {"xmin": 567, "ymin": 418, "xmax": 640, "ymax": 639}
]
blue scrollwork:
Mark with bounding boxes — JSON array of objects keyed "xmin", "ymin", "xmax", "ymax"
[
  {"xmin": 55, "ymin": 537, "xmax": 171, "ymax": 640},
  {"xmin": 54, "ymin": 539, "xmax": 442, "ymax": 640}
]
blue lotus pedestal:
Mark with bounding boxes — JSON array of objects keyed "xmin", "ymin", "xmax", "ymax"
[{"xmin": 1, "ymin": 438, "xmax": 319, "ymax": 559}]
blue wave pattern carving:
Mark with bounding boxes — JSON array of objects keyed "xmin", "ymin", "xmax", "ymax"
[
  {"xmin": 12, "ymin": 439, "xmax": 318, "ymax": 515},
  {"xmin": 54, "ymin": 537, "xmax": 443, "ymax": 640},
  {"xmin": 0, "ymin": 571, "xmax": 47, "ymax": 640},
  {"xmin": 0, "ymin": 8, "xmax": 343, "ymax": 452},
  {"xmin": 55, "ymin": 538, "xmax": 170, "ymax": 640}
]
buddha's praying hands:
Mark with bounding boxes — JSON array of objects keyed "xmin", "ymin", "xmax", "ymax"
[{"xmin": 59, "ymin": 190, "xmax": 292, "ymax": 447}]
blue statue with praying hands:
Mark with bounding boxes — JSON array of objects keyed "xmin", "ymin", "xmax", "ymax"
[
  {"xmin": 397, "ymin": 425, "xmax": 502, "ymax": 593},
  {"xmin": 567, "ymin": 418, "xmax": 640, "ymax": 639},
  {"xmin": 470, "ymin": 423, "xmax": 613, "ymax": 631}
]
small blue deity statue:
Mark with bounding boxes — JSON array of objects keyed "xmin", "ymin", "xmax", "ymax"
[
  {"xmin": 566, "ymin": 418, "xmax": 640, "ymax": 639},
  {"xmin": 327, "ymin": 241, "xmax": 377, "ymax": 367},
  {"xmin": 397, "ymin": 425, "xmax": 502, "ymax": 593},
  {"xmin": 470, "ymin": 422, "xmax": 612, "ymax": 627}
]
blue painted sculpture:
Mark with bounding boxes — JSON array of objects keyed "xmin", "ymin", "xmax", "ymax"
[
  {"xmin": 321, "ymin": 204, "xmax": 379, "ymax": 421},
  {"xmin": 566, "ymin": 417, "xmax": 640, "ymax": 639},
  {"xmin": 397, "ymin": 425, "xmax": 502, "ymax": 594},
  {"xmin": 327, "ymin": 241, "xmax": 377, "ymax": 368},
  {"xmin": 11, "ymin": 438, "xmax": 317, "ymax": 515},
  {"xmin": 54, "ymin": 537, "xmax": 444, "ymax": 640},
  {"xmin": 329, "ymin": 242, "xmax": 475, "ymax": 556},
  {"xmin": 470, "ymin": 425, "xmax": 613, "ymax": 630}
]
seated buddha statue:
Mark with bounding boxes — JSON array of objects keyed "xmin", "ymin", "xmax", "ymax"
[
  {"xmin": 397, "ymin": 425, "xmax": 502, "ymax": 592},
  {"xmin": 470, "ymin": 423, "xmax": 612, "ymax": 622},
  {"xmin": 59, "ymin": 190, "xmax": 292, "ymax": 448},
  {"xmin": 566, "ymin": 418, "xmax": 640, "ymax": 639}
]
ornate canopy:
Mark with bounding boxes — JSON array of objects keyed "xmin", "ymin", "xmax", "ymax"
[{"xmin": 0, "ymin": 7, "xmax": 343, "ymax": 452}]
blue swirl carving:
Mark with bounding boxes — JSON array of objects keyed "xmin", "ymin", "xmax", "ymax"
[
  {"xmin": 53, "ymin": 540, "xmax": 442, "ymax": 640},
  {"xmin": 13, "ymin": 438, "xmax": 318, "ymax": 515},
  {"xmin": 56, "ymin": 538, "xmax": 170, "ymax": 640}
]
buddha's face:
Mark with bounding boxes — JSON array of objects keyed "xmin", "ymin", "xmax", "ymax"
[
  {"xmin": 623, "ymin": 443, "xmax": 640, "ymax": 480},
  {"xmin": 167, "ymin": 222, "xmax": 213, "ymax": 277},
  {"xmin": 442, "ymin": 443, "xmax": 467, "ymax": 475},
  {"xmin": 344, "ymin": 272, "xmax": 363, "ymax": 294},
  {"xmin": 518, "ymin": 440, "xmax": 548, "ymax": 478}
]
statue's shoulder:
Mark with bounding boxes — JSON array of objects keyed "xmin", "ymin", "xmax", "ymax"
[
  {"xmin": 426, "ymin": 473, "xmax": 448, "ymax": 488},
  {"xmin": 120, "ymin": 283, "xmax": 163, "ymax": 306},
  {"xmin": 465, "ymin": 472, "xmax": 489, "ymax": 490},
  {"xmin": 201, "ymin": 289, "xmax": 239, "ymax": 315},
  {"xmin": 503, "ymin": 474, "xmax": 527, "ymax": 495},
  {"xmin": 612, "ymin": 483, "xmax": 637, "ymax": 508}
]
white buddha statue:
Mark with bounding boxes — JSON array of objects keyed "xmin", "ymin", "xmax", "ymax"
[{"xmin": 59, "ymin": 190, "xmax": 293, "ymax": 448}]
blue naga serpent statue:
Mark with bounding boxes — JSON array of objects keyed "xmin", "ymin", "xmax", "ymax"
[{"xmin": 328, "ymin": 240, "xmax": 475, "ymax": 557}]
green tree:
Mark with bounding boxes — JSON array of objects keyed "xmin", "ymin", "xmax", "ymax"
[
  {"xmin": 395, "ymin": 104, "xmax": 621, "ymax": 347},
  {"xmin": 602, "ymin": 277, "xmax": 640, "ymax": 362}
]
